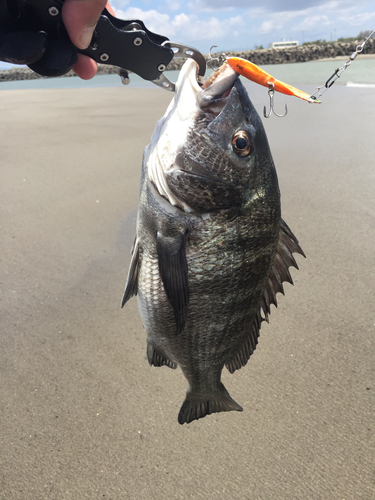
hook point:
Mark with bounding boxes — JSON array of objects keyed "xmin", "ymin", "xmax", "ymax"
[{"xmin": 264, "ymin": 81, "xmax": 288, "ymax": 118}]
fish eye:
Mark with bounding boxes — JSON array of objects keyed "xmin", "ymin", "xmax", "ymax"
[{"xmin": 232, "ymin": 131, "xmax": 252, "ymax": 157}]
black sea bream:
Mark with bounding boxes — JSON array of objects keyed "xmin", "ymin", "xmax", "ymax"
[{"xmin": 122, "ymin": 59, "xmax": 305, "ymax": 424}]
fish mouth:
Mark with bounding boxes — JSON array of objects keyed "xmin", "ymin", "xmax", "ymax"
[
  {"xmin": 174, "ymin": 59, "xmax": 239, "ymax": 117},
  {"xmin": 199, "ymin": 61, "xmax": 239, "ymax": 107},
  {"xmin": 146, "ymin": 59, "xmax": 239, "ymax": 212}
]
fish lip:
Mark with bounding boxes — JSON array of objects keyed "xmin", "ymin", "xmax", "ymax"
[
  {"xmin": 197, "ymin": 61, "xmax": 239, "ymax": 111},
  {"xmin": 201, "ymin": 61, "xmax": 238, "ymax": 93},
  {"xmin": 174, "ymin": 59, "xmax": 239, "ymax": 115},
  {"xmin": 172, "ymin": 59, "xmax": 239, "ymax": 112}
]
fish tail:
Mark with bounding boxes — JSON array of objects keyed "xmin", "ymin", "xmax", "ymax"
[{"xmin": 178, "ymin": 384, "xmax": 243, "ymax": 424}]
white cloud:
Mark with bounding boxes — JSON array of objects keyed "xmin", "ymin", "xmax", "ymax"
[
  {"xmin": 113, "ymin": 0, "xmax": 130, "ymax": 7},
  {"xmin": 258, "ymin": 20, "xmax": 277, "ymax": 35},
  {"xmin": 256, "ymin": 9, "xmax": 306, "ymax": 34},
  {"xmin": 338, "ymin": 11, "xmax": 375, "ymax": 27},
  {"xmin": 111, "ymin": 1, "xmax": 375, "ymax": 51},
  {"xmin": 187, "ymin": 0, "xmax": 235, "ymax": 13},
  {"xmin": 292, "ymin": 15, "xmax": 332, "ymax": 32},
  {"xmin": 186, "ymin": 0, "xmax": 337, "ymax": 12},
  {"xmin": 164, "ymin": 0, "xmax": 182, "ymax": 11},
  {"xmin": 171, "ymin": 12, "xmax": 190, "ymax": 27},
  {"xmin": 228, "ymin": 15, "xmax": 244, "ymax": 26},
  {"xmin": 113, "ymin": 7, "xmax": 239, "ymax": 44},
  {"xmin": 113, "ymin": 7, "xmax": 171, "ymax": 35}
]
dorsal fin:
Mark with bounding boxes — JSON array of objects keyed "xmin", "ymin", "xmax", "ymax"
[
  {"xmin": 225, "ymin": 219, "xmax": 305, "ymax": 374},
  {"xmin": 121, "ymin": 237, "xmax": 140, "ymax": 308}
]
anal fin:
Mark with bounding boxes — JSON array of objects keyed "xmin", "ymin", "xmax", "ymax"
[
  {"xmin": 147, "ymin": 343, "xmax": 177, "ymax": 369},
  {"xmin": 225, "ymin": 320, "xmax": 260, "ymax": 374},
  {"xmin": 178, "ymin": 383, "xmax": 243, "ymax": 425}
]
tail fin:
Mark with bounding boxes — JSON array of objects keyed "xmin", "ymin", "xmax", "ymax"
[{"xmin": 178, "ymin": 384, "xmax": 243, "ymax": 425}]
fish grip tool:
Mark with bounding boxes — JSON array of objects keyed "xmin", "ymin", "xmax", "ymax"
[
  {"xmin": 0, "ymin": 0, "xmax": 173, "ymax": 79},
  {"xmin": 0, "ymin": 0, "xmax": 206, "ymax": 88}
]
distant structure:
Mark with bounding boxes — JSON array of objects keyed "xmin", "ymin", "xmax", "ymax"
[{"xmin": 269, "ymin": 41, "xmax": 299, "ymax": 49}]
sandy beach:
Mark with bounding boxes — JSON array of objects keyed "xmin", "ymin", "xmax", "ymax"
[
  {"xmin": 1, "ymin": 81, "xmax": 374, "ymax": 499},
  {"xmin": 317, "ymin": 53, "xmax": 375, "ymax": 62}
]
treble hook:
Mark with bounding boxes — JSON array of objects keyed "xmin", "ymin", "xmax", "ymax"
[
  {"xmin": 263, "ymin": 82, "xmax": 288, "ymax": 118},
  {"xmin": 208, "ymin": 46, "xmax": 227, "ymax": 70}
]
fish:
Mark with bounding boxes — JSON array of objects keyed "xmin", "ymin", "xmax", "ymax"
[
  {"xmin": 121, "ymin": 59, "xmax": 305, "ymax": 424},
  {"xmin": 227, "ymin": 56, "xmax": 320, "ymax": 104}
]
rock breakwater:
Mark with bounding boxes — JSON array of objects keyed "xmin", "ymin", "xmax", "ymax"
[
  {"xmin": 0, "ymin": 39, "xmax": 374, "ymax": 82},
  {"xmin": 203, "ymin": 38, "xmax": 375, "ymax": 67}
]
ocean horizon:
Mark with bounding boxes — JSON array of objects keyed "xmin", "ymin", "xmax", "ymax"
[{"xmin": 0, "ymin": 58, "xmax": 374, "ymax": 92}]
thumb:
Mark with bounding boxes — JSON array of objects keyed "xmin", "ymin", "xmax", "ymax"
[{"xmin": 62, "ymin": 0, "xmax": 115, "ymax": 50}]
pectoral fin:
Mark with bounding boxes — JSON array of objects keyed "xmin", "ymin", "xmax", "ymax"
[
  {"xmin": 157, "ymin": 229, "xmax": 189, "ymax": 334},
  {"xmin": 121, "ymin": 237, "xmax": 140, "ymax": 308},
  {"xmin": 226, "ymin": 219, "xmax": 305, "ymax": 374}
]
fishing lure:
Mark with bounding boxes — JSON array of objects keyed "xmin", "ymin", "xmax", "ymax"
[{"xmin": 226, "ymin": 56, "xmax": 320, "ymax": 104}]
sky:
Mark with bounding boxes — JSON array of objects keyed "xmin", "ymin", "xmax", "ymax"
[
  {"xmin": 0, "ymin": 0, "xmax": 374, "ymax": 70},
  {"xmin": 111, "ymin": 0, "xmax": 375, "ymax": 51}
]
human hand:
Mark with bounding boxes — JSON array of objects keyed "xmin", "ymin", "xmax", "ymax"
[{"xmin": 62, "ymin": 0, "xmax": 115, "ymax": 80}]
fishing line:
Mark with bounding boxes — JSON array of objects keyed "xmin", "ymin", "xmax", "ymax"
[{"xmin": 310, "ymin": 29, "xmax": 375, "ymax": 102}]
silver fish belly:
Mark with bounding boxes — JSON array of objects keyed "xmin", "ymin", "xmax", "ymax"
[{"xmin": 122, "ymin": 60, "xmax": 305, "ymax": 424}]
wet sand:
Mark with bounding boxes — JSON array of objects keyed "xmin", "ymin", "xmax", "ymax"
[
  {"xmin": 318, "ymin": 53, "xmax": 375, "ymax": 61},
  {"xmin": 1, "ymin": 82, "xmax": 374, "ymax": 499}
]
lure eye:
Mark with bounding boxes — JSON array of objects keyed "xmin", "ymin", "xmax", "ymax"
[{"xmin": 232, "ymin": 131, "xmax": 252, "ymax": 157}]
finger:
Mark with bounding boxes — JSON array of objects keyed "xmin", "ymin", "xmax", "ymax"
[
  {"xmin": 72, "ymin": 53, "xmax": 98, "ymax": 79},
  {"xmin": 105, "ymin": 2, "xmax": 115, "ymax": 16},
  {"xmin": 62, "ymin": 0, "xmax": 112, "ymax": 50}
]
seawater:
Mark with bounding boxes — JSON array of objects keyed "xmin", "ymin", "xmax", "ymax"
[
  {"xmin": 261, "ymin": 58, "xmax": 375, "ymax": 87},
  {"xmin": 0, "ymin": 58, "xmax": 373, "ymax": 91}
]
